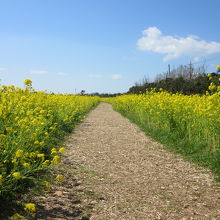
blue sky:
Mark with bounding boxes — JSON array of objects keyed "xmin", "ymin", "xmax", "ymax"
[{"xmin": 0, "ymin": 0, "xmax": 220, "ymax": 93}]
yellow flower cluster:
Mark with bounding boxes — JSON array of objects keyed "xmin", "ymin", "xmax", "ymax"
[
  {"xmin": 10, "ymin": 213, "xmax": 25, "ymax": 220},
  {"xmin": 23, "ymin": 79, "xmax": 32, "ymax": 87},
  {"xmin": 52, "ymin": 155, "xmax": 61, "ymax": 165},
  {"xmin": 12, "ymin": 172, "xmax": 22, "ymax": 180},
  {"xmin": 10, "ymin": 202, "xmax": 36, "ymax": 219},
  {"xmin": 59, "ymin": 147, "xmax": 66, "ymax": 153},
  {"xmin": 207, "ymin": 70, "xmax": 220, "ymax": 94},
  {"xmin": 55, "ymin": 174, "xmax": 64, "ymax": 182},
  {"xmin": 24, "ymin": 203, "xmax": 36, "ymax": 212},
  {"xmin": 0, "ymin": 81, "xmax": 100, "ymax": 202},
  {"xmin": 0, "ymin": 174, "xmax": 3, "ymax": 184},
  {"xmin": 108, "ymin": 81, "xmax": 220, "ymax": 152}
]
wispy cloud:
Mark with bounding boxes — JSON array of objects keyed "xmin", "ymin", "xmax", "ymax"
[
  {"xmin": 88, "ymin": 74, "xmax": 102, "ymax": 78},
  {"xmin": 57, "ymin": 72, "xmax": 68, "ymax": 76},
  {"xmin": 30, "ymin": 70, "xmax": 48, "ymax": 75},
  {"xmin": 111, "ymin": 74, "xmax": 123, "ymax": 80},
  {"xmin": 137, "ymin": 27, "xmax": 220, "ymax": 61}
]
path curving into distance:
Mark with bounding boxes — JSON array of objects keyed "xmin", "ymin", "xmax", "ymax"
[{"xmin": 36, "ymin": 103, "xmax": 220, "ymax": 220}]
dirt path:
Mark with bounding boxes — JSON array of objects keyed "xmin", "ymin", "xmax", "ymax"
[{"xmin": 36, "ymin": 103, "xmax": 220, "ymax": 220}]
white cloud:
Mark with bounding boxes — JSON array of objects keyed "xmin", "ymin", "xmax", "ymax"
[
  {"xmin": 111, "ymin": 74, "xmax": 123, "ymax": 80},
  {"xmin": 88, "ymin": 74, "xmax": 102, "ymax": 78},
  {"xmin": 57, "ymin": 72, "xmax": 68, "ymax": 76},
  {"xmin": 137, "ymin": 27, "xmax": 220, "ymax": 61},
  {"xmin": 30, "ymin": 70, "xmax": 48, "ymax": 74}
]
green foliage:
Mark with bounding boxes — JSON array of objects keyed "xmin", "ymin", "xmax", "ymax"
[{"xmin": 129, "ymin": 74, "xmax": 211, "ymax": 95}]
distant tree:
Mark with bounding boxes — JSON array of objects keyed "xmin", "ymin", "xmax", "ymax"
[{"xmin": 80, "ymin": 90, "xmax": 85, "ymax": 95}]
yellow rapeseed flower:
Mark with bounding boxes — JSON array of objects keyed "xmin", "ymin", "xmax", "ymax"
[
  {"xmin": 22, "ymin": 162, "xmax": 30, "ymax": 168},
  {"xmin": 40, "ymin": 110, "xmax": 46, "ymax": 114},
  {"xmin": 32, "ymin": 119, "xmax": 38, "ymax": 126},
  {"xmin": 51, "ymin": 148, "xmax": 57, "ymax": 154},
  {"xmin": 42, "ymin": 160, "xmax": 50, "ymax": 166},
  {"xmin": 55, "ymin": 174, "xmax": 64, "ymax": 182},
  {"xmin": 37, "ymin": 153, "xmax": 45, "ymax": 158},
  {"xmin": 0, "ymin": 174, "xmax": 3, "ymax": 184},
  {"xmin": 24, "ymin": 203, "xmax": 36, "ymax": 212},
  {"xmin": 52, "ymin": 155, "xmax": 60, "ymax": 165},
  {"xmin": 15, "ymin": 149, "xmax": 23, "ymax": 158},
  {"xmin": 39, "ymin": 141, "xmax": 45, "ymax": 147},
  {"xmin": 6, "ymin": 127, "xmax": 13, "ymax": 133},
  {"xmin": 12, "ymin": 158, "xmax": 17, "ymax": 163},
  {"xmin": 216, "ymin": 65, "xmax": 220, "ymax": 71},
  {"xmin": 29, "ymin": 152, "xmax": 36, "ymax": 157},
  {"xmin": 34, "ymin": 140, "xmax": 39, "ymax": 145},
  {"xmin": 208, "ymin": 82, "xmax": 217, "ymax": 91},
  {"xmin": 13, "ymin": 172, "xmax": 22, "ymax": 180},
  {"xmin": 59, "ymin": 147, "xmax": 66, "ymax": 153},
  {"xmin": 0, "ymin": 134, "xmax": 6, "ymax": 140},
  {"xmin": 10, "ymin": 213, "xmax": 25, "ymax": 220},
  {"xmin": 23, "ymin": 79, "xmax": 32, "ymax": 87}
]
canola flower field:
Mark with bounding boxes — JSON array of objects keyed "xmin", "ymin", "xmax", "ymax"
[
  {"xmin": 107, "ymin": 68, "xmax": 220, "ymax": 178},
  {"xmin": 0, "ymin": 79, "xmax": 99, "ymax": 217}
]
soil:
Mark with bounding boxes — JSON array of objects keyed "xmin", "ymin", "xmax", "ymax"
[{"xmin": 35, "ymin": 103, "xmax": 220, "ymax": 220}]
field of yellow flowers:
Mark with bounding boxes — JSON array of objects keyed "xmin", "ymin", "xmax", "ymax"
[
  {"xmin": 0, "ymin": 79, "xmax": 100, "ymax": 204},
  {"xmin": 108, "ymin": 67, "xmax": 220, "ymax": 178}
]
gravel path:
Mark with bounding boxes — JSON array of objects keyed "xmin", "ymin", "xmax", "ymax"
[{"xmin": 36, "ymin": 103, "xmax": 220, "ymax": 220}]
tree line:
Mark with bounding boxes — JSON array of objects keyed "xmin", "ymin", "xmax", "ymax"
[{"xmin": 128, "ymin": 63, "xmax": 217, "ymax": 95}]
